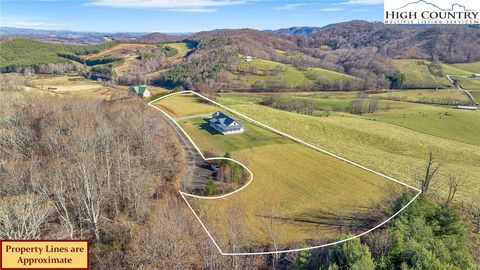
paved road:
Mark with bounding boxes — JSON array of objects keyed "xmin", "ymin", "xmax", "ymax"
[
  {"xmin": 161, "ymin": 111, "xmax": 215, "ymax": 193},
  {"xmin": 446, "ymin": 75, "xmax": 479, "ymax": 106}
]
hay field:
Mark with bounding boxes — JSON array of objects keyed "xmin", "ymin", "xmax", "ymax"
[
  {"xmin": 219, "ymin": 96, "xmax": 479, "ymax": 207},
  {"xmin": 153, "ymin": 93, "xmax": 413, "ymax": 251}
]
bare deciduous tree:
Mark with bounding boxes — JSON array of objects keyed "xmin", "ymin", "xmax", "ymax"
[
  {"xmin": 415, "ymin": 151, "xmax": 441, "ymax": 194},
  {"xmin": 0, "ymin": 194, "xmax": 52, "ymax": 239},
  {"xmin": 446, "ymin": 172, "xmax": 468, "ymax": 205}
]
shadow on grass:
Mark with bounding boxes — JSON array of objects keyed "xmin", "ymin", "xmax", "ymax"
[
  {"xmin": 256, "ymin": 206, "xmax": 385, "ymax": 233},
  {"xmin": 199, "ymin": 120, "xmax": 222, "ymax": 135}
]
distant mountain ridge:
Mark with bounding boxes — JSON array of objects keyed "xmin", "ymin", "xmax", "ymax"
[
  {"xmin": 0, "ymin": 27, "xmax": 146, "ymax": 44},
  {"xmin": 273, "ymin": 26, "xmax": 326, "ymax": 36}
]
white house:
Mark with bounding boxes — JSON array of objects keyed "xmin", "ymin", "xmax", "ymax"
[
  {"xmin": 244, "ymin": 56, "xmax": 254, "ymax": 62},
  {"xmin": 471, "ymin": 74, "xmax": 480, "ymax": 79},
  {"xmin": 129, "ymin": 85, "xmax": 151, "ymax": 99},
  {"xmin": 209, "ymin": 112, "xmax": 245, "ymax": 135}
]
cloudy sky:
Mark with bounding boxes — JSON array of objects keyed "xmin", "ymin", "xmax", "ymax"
[{"xmin": 0, "ymin": 0, "xmax": 384, "ymax": 32}]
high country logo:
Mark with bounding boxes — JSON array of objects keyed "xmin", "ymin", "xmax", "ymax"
[{"xmin": 384, "ymin": 0, "xmax": 480, "ymax": 24}]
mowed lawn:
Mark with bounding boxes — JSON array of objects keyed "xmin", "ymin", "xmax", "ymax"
[
  {"xmin": 154, "ymin": 93, "xmax": 222, "ymax": 117},
  {"xmin": 154, "ymin": 94, "xmax": 411, "ymax": 251}
]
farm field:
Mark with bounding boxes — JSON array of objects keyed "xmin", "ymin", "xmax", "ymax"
[
  {"xmin": 219, "ymin": 92, "xmax": 480, "ymax": 145},
  {"xmin": 28, "ymin": 75, "xmax": 128, "ymax": 99},
  {"xmin": 218, "ymin": 93, "xmax": 480, "ymax": 206},
  {"xmin": 470, "ymin": 90, "xmax": 480, "ymax": 101},
  {"xmin": 450, "ymin": 62, "xmax": 480, "ymax": 74},
  {"xmin": 453, "ymin": 77, "xmax": 480, "ymax": 90},
  {"xmin": 369, "ymin": 89, "xmax": 470, "ymax": 104},
  {"xmin": 392, "ymin": 59, "xmax": 451, "ymax": 88},
  {"xmin": 366, "ymin": 101, "xmax": 480, "ymax": 145},
  {"xmin": 81, "ymin": 43, "xmax": 154, "ymax": 59},
  {"xmin": 153, "ymin": 93, "xmax": 414, "ymax": 251},
  {"xmin": 164, "ymin": 42, "xmax": 191, "ymax": 56},
  {"xmin": 229, "ymin": 56, "xmax": 358, "ymax": 90},
  {"xmin": 31, "ymin": 75, "xmax": 102, "ymax": 91}
]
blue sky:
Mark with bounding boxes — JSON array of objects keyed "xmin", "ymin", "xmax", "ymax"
[{"xmin": 0, "ymin": 0, "xmax": 384, "ymax": 33}]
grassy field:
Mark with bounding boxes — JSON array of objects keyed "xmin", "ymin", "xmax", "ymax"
[
  {"xmin": 470, "ymin": 91, "xmax": 480, "ymax": 101},
  {"xmin": 229, "ymin": 57, "xmax": 357, "ymax": 90},
  {"xmin": 450, "ymin": 62, "xmax": 480, "ymax": 74},
  {"xmin": 164, "ymin": 42, "xmax": 190, "ymax": 56},
  {"xmin": 440, "ymin": 63, "xmax": 472, "ymax": 76},
  {"xmin": 367, "ymin": 101, "xmax": 480, "ymax": 145},
  {"xmin": 154, "ymin": 94, "xmax": 411, "ymax": 250},
  {"xmin": 369, "ymin": 89, "xmax": 470, "ymax": 104},
  {"xmin": 28, "ymin": 75, "xmax": 127, "ymax": 99},
  {"xmin": 220, "ymin": 92, "xmax": 480, "ymax": 145},
  {"xmin": 31, "ymin": 75, "xmax": 102, "ymax": 92},
  {"xmin": 82, "ymin": 43, "xmax": 154, "ymax": 59},
  {"xmin": 218, "ymin": 93, "xmax": 480, "ymax": 207},
  {"xmin": 154, "ymin": 94, "xmax": 222, "ymax": 117},
  {"xmin": 453, "ymin": 77, "xmax": 480, "ymax": 90},
  {"xmin": 392, "ymin": 59, "xmax": 451, "ymax": 88}
]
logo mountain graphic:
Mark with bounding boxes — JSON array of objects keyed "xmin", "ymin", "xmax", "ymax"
[{"xmin": 394, "ymin": 0, "xmax": 474, "ymax": 11}]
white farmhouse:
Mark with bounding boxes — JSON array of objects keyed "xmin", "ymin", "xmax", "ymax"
[{"xmin": 209, "ymin": 112, "xmax": 245, "ymax": 135}]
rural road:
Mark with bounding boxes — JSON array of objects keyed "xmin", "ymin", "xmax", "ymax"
[
  {"xmin": 174, "ymin": 113, "xmax": 213, "ymax": 122},
  {"xmin": 446, "ymin": 75, "xmax": 479, "ymax": 106},
  {"xmin": 160, "ymin": 110, "xmax": 215, "ymax": 193}
]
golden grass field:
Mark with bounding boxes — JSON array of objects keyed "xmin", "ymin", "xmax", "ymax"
[
  {"xmin": 82, "ymin": 43, "xmax": 155, "ymax": 59},
  {"xmin": 154, "ymin": 94, "xmax": 412, "ymax": 251},
  {"xmin": 29, "ymin": 75, "xmax": 125, "ymax": 100},
  {"xmin": 218, "ymin": 95, "xmax": 480, "ymax": 208}
]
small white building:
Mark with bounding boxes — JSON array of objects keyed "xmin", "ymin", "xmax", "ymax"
[
  {"xmin": 457, "ymin": 105, "xmax": 478, "ymax": 111},
  {"xmin": 244, "ymin": 56, "xmax": 254, "ymax": 62},
  {"xmin": 471, "ymin": 74, "xmax": 480, "ymax": 79},
  {"xmin": 129, "ymin": 85, "xmax": 151, "ymax": 99}
]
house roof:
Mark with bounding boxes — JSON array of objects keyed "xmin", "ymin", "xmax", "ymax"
[
  {"xmin": 210, "ymin": 111, "xmax": 241, "ymax": 127},
  {"xmin": 130, "ymin": 85, "xmax": 149, "ymax": 95}
]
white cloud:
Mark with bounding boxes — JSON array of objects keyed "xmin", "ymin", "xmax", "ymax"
[
  {"xmin": 338, "ymin": 0, "xmax": 383, "ymax": 5},
  {"xmin": 86, "ymin": 0, "xmax": 246, "ymax": 12},
  {"xmin": 318, "ymin": 7, "xmax": 345, "ymax": 11},
  {"xmin": 275, "ymin": 3, "xmax": 306, "ymax": 10},
  {"xmin": 0, "ymin": 19, "xmax": 65, "ymax": 30}
]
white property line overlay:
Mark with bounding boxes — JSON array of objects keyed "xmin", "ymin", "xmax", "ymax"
[{"xmin": 148, "ymin": 90, "xmax": 422, "ymax": 256}]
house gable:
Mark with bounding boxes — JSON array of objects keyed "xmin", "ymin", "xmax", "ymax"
[{"xmin": 209, "ymin": 111, "xmax": 245, "ymax": 135}]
